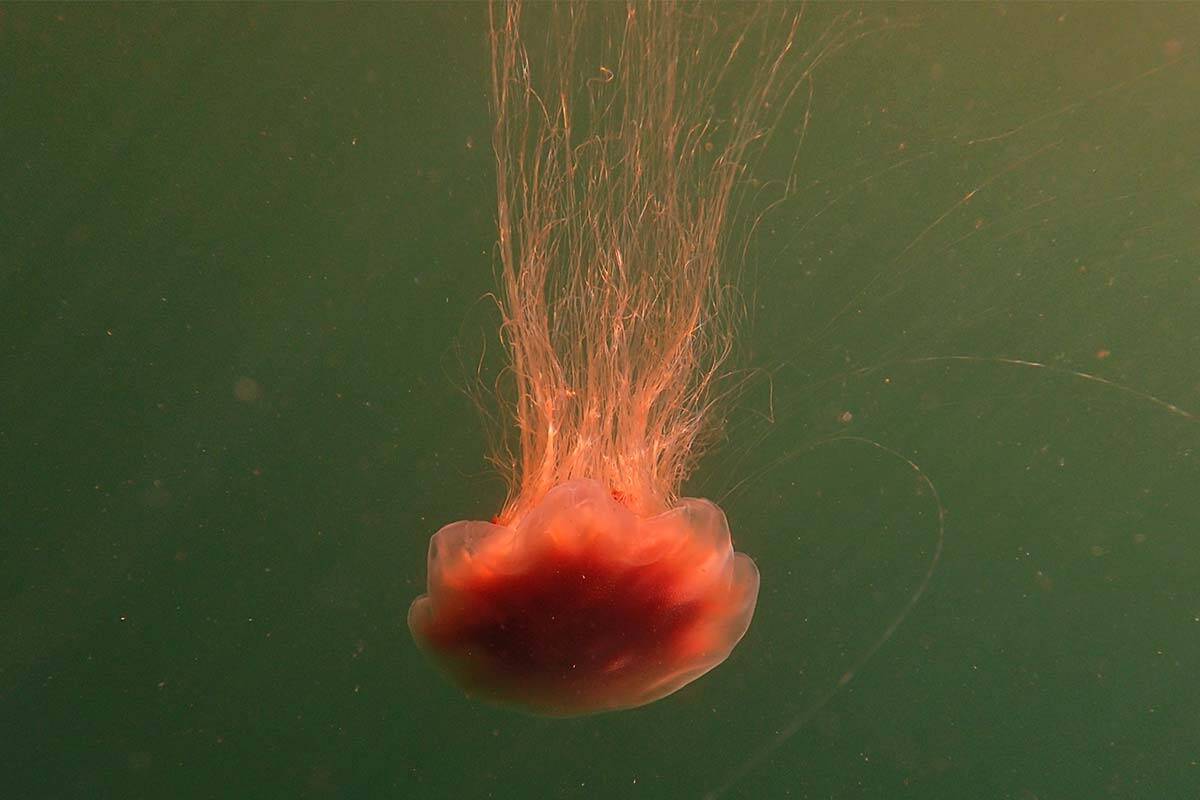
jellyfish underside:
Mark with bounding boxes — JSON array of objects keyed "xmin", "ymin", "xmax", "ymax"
[{"xmin": 408, "ymin": 480, "xmax": 759, "ymax": 716}]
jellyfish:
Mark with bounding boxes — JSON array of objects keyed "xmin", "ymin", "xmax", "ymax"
[{"xmin": 408, "ymin": 1, "xmax": 839, "ymax": 716}]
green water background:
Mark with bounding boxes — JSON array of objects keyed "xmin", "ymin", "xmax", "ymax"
[{"xmin": 2, "ymin": 4, "xmax": 1198, "ymax": 798}]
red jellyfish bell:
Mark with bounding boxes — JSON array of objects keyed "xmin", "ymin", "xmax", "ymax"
[
  {"xmin": 409, "ymin": 2, "xmax": 809, "ymax": 715},
  {"xmin": 409, "ymin": 480, "xmax": 758, "ymax": 715}
]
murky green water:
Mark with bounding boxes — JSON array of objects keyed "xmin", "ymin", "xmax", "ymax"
[{"xmin": 3, "ymin": 4, "xmax": 1198, "ymax": 798}]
